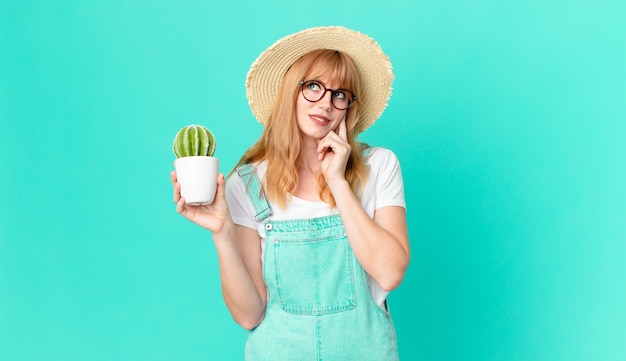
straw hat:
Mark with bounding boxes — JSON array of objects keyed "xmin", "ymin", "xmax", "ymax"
[{"xmin": 245, "ymin": 26, "xmax": 394, "ymax": 131}]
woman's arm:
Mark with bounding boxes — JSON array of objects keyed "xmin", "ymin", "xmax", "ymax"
[
  {"xmin": 171, "ymin": 171, "xmax": 266, "ymax": 329},
  {"xmin": 317, "ymin": 122, "xmax": 410, "ymax": 291},
  {"xmin": 213, "ymin": 224, "xmax": 266, "ymax": 330},
  {"xmin": 330, "ymin": 183, "xmax": 409, "ymax": 291}
]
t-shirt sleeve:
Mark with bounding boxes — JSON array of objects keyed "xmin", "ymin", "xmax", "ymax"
[
  {"xmin": 225, "ymin": 172, "xmax": 258, "ymax": 230},
  {"xmin": 370, "ymin": 148, "xmax": 406, "ymax": 210}
]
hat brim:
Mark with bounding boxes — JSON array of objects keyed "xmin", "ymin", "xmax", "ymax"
[{"xmin": 245, "ymin": 26, "xmax": 393, "ymax": 131}]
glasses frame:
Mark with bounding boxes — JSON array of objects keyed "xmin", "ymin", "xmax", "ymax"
[{"xmin": 299, "ymin": 80, "xmax": 357, "ymax": 110}]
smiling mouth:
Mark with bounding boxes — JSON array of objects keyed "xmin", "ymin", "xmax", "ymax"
[{"xmin": 310, "ymin": 114, "xmax": 330, "ymax": 124}]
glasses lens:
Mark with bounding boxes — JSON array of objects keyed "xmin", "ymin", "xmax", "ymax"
[
  {"xmin": 302, "ymin": 81, "xmax": 324, "ymax": 102},
  {"xmin": 332, "ymin": 90, "xmax": 350, "ymax": 109},
  {"xmin": 301, "ymin": 81, "xmax": 354, "ymax": 110}
]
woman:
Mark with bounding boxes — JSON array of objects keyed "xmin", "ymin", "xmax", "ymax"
[{"xmin": 171, "ymin": 26, "xmax": 409, "ymax": 360}]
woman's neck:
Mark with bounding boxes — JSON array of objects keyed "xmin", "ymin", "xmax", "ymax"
[
  {"xmin": 296, "ymin": 136, "xmax": 321, "ymax": 174},
  {"xmin": 292, "ymin": 136, "xmax": 323, "ymax": 201}
]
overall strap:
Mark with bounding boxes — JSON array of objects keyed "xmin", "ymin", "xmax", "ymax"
[
  {"xmin": 362, "ymin": 146, "xmax": 375, "ymax": 158},
  {"xmin": 236, "ymin": 164, "xmax": 273, "ymax": 222},
  {"xmin": 362, "ymin": 146, "xmax": 375, "ymax": 171}
]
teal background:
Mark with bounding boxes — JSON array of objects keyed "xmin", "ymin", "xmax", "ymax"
[{"xmin": 1, "ymin": 0, "xmax": 625, "ymax": 360}]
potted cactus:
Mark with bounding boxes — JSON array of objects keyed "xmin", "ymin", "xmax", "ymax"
[{"xmin": 173, "ymin": 124, "xmax": 219, "ymax": 205}]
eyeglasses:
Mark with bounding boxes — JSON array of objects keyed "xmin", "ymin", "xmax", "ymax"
[{"xmin": 299, "ymin": 80, "xmax": 357, "ymax": 110}]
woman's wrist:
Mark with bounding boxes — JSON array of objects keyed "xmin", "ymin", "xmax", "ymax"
[
  {"xmin": 211, "ymin": 218, "xmax": 236, "ymax": 241},
  {"xmin": 327, "ymin": 178, "xmax": 351, "ymax": 195}
]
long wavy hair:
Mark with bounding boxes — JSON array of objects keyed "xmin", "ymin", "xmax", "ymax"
[{"xmin": 234, "ymin": 49, "xmax": 370, "ymax": 208}]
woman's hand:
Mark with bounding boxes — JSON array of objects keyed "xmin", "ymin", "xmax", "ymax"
[
  {"xmin": 171, "ymin": 171, "xmax": 233, "ymax": 236},
  {"xmin": 317, "ymin": 120, "xmax": 351, "ymax": 186}
]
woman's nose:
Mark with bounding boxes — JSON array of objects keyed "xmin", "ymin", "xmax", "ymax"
[{"xmin": 318, "ymin": 90, "xmax": 333, "ymax": 109}]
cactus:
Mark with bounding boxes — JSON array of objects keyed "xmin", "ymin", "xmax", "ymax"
[{"xmin": 173, "ymin": 124, "xmax": 216, "ymax": 158}]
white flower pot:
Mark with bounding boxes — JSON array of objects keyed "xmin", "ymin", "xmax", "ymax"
[{"xmin": 174, "ymin": 156, "xmax": 219, "ymax": 205}]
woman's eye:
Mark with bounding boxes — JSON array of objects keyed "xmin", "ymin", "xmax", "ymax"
[
  {"xmin": 307, "ymin": 82, "xmax": 322, "ymax": 91},
  {"xmin": 333, "ymin": 91, "xmax": 346, "ymax": 99}
]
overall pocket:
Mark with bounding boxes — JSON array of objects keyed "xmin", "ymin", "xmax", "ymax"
[{"xmin": 271, "ymin": 230, "xmax": 356, "ymax": 316}]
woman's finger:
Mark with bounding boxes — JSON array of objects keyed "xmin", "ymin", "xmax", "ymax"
[
  {"xmin": 216, "ymin": 173, "xmax": 226, "ymax": 195},
  {"xmin": 212, "ymin": 173, "xmax": 227, "ymax": 205},
  {"xmin": 176, "ymin": 195, "xmax": 186, "ymax": 214},
  {"xmin": 317, "ymin": 132, "xmax": 338, "ymax": 153},
  {"xmin": 171, "ymin": 171, "xmax": 182, "ymax": 203},
  {"xmin": 170, "ymin": 170, "xmax": 177, "ymax": 183},
  {"xmin": 338, "ymin": 119, "xmax": 347, "ymax": 141}
]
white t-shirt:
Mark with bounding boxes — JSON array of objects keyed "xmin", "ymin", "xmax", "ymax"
[{"xmin": 225, "ymin": 147, "xmax": 406, "ymax": 308}]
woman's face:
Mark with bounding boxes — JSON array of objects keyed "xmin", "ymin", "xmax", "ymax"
[{"xmin": 295, "ymin": 76, "xmax": 348, "ymax": 142}]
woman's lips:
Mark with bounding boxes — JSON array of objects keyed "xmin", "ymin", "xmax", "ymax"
[{"xmin": 309, "ymin": 114, "xmax": 331, "ymax": 125}]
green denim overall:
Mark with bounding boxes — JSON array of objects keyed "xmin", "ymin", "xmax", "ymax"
[{"xmin": 237, "ymin": 164, "xmax": 399, "ymax": 361}]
